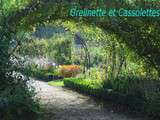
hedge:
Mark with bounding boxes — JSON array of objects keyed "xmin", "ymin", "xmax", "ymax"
[{"xmin": 64, "ymin": 77, "xmax": 160, "ymax": 119}]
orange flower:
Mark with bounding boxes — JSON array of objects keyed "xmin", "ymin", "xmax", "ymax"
[{"xmin": 59, "ymin": 65, "xmax": 81, "ymax": 77}]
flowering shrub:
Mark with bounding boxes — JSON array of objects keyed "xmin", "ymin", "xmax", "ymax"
[{"xmin": 59, "ymin": 65, "xmax": 81, "ymax": 77}]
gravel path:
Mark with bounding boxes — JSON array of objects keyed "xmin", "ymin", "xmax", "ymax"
[{"xmin": 32, "ymin": 80, "xmax": 145, "ymax": 120}]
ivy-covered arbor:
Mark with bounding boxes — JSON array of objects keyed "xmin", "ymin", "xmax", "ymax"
[
  {"xmin": 1, "ymin": 0, "xmax": 159, "ymax": 76},
  {"xmin": 0, "ymin": 0, "xmax": 160, "ymax": 119}
]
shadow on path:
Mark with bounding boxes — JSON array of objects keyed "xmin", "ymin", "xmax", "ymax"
[{"xmin": 32, "ymin": 80, "xmax": 146, "ymax": 120}]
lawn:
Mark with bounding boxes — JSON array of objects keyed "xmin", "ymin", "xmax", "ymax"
[{"xmin": 48, "ymin": 80, "xmax": 64, "ymax": 87}]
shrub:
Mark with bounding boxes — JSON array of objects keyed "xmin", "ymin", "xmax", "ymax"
[
  {"xmin": 144, "ymin": 91, "xmax": 160, "ymax": 118},
  {"xmin": 64, "ymin": 78, "xmax": 107, "ymax": 98},
  {"xmin": 59, "ymin": 65, "xmax": 81, "ymax": 78},
  {"xmin": 0, "ymin": 80, "xmax": 40, "ymax": 120},
  {"xmin": 85, "ymin": 67, "xmax": 106, "ymax": 80},
  {"xmin": 23, "ymin": 64, "xmax": 61, "ymax": 81},
  {"xmin": 105, "ymin": 75, "xmax": 160, "ymax": 117}
]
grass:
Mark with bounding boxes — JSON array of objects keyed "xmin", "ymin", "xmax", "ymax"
[{"xmin": 48, "ymin": 80, "xmax": 64, "ymax": 87}]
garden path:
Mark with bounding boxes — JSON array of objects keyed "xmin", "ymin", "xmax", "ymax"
[{"xmin": 32, "ymin": 80, "xmax": 145, "ymax": 120}]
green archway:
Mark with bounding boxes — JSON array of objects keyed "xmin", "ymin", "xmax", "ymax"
[
  {"xmin": 1, "ymin": 0, "xmax": 160, "ymax": 75},
  {"xmin": 0, "ymin": 1, "xmax": 160, "ymax": 119}
]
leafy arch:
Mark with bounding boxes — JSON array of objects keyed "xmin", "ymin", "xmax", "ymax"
[{"xmin": 0, "ymin": 0, "xmax": 160, "ymax": 76}]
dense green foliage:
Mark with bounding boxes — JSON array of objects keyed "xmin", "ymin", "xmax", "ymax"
[
  {"xmin": 23, "ymin": 64, "xmax": 54, "ymax": 81},
  {"xmin": 1, "ymin": 0, "xmax": 160, "ymax": 74},
  {"xmin": 0, "ymin": 1, "xmax": 40, "ymax": 119},
  {"xmin": 0, "ymin": 82, "xmax": 40, "ymax": 120},
  {"xmin": 47, "ymin": 34, "xmax": 72, "ymax": 65},
  {"xmin": 64, "ymin": 77, "xmax": 160, "ymax": 118},
  {"xmin": 0, "ymin": 0, "xmax": 160, "ymax": 119},
  {"xmin": 64, "ymin": 78, "xmax": 104, "ymax": 97},
  {"xmin": 61, "ymin": 20, "xmax": 159, "ymax": 78},
  {"xmin": 19, "ymin": 33, "xmax": 72, "ymax": 65}
]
